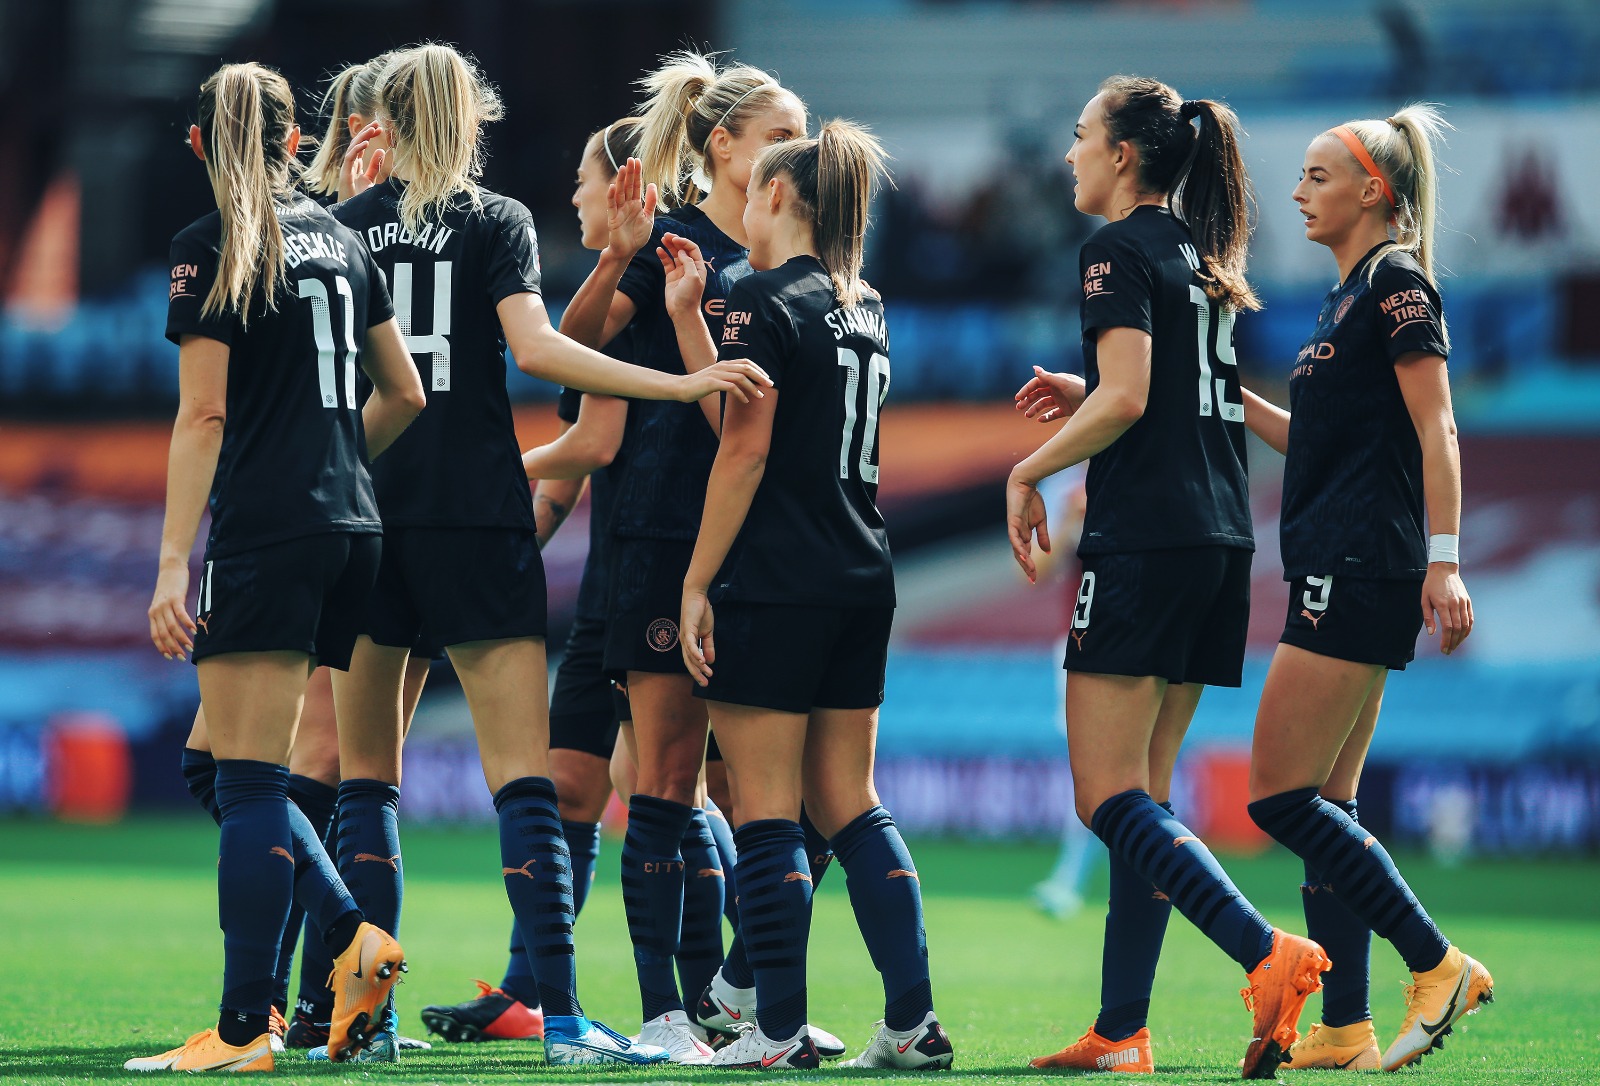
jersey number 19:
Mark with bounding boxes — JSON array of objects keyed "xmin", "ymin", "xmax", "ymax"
[
  {"xmin": 837, "ymin": 347, "xmax": 890, "ymax": 483},
  {"xmin": 1189, "ymin": 284, "xmax": 1243, "ymax": 423}
]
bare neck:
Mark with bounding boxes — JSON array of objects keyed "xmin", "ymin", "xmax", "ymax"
[
  {"xmin": 697, "ymin": 179, "xmax": 749, "ymax": 247},
  {"xmin": 1331, "ymin": 220, "xmax": 1392, "ymax": 285}
]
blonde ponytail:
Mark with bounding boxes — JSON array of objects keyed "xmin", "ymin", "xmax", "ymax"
[
  {"xmin": 754, "ymin": 119, "xmax": 889, "ymax": 308},
  {"xmin": 196, "ymin": 62, "xmax": 298, "ymax": 326},
  {"xmin": 1335, "ymin": 103, "xmax": 1451, "ymax": 290},
  {"xmin": 303, "ymin": 55, "xmax": 392, "ymax": 197},
  {"xmin": 380, "ymin": 44, "xmax": 503, "ymax": 237},
  {"xmin": 634, "ymin": 50, "xmax": 805, "ymax": 209}
]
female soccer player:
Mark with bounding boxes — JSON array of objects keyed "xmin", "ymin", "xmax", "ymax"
[
  {"xmin": 305, "ymin": 56, "xmax": 395, "ymax": 204},
  {"xmin": 674, "ymin": 120, "xmax": 953, "ymax": 1072},
  {"xmin": 1006, "ymin": 76, "xmax": 1328, "ymax": 1079},
  {"xmin": 420, "ymin": 116, "xmax": 643, "ymax": 1047},
  {"xmin": 553, "ymin": 50, "xmax": 816, "ymax": 1063},
  {"xmin": 327, "ymin": 44, "xmax": 766, "ymax": 1067},
  {"xmin": 132, "ymin": 60, "xmax": 425, "ymax": 1072},
  {"xmin": 1239, "ymin": 105, "xmax": 1490, "ymax": 1074}
]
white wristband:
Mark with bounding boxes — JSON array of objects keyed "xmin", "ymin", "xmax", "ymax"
[{"xmin": 1428, "ymin": 534, "xmax": 1459, "ymax": 565}]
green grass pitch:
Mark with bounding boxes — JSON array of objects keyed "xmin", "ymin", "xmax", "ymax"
[{"xmin": 2, "ymin": 817, "xmax": 1596, "ymax": 1083}]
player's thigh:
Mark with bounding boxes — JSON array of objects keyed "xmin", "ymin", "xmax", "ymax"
[
  {"xmin": 331, "ymin": 636, "xmax": 411, "ymax": 784},
  {"xmin": 1249, "ymin": 642, "xmax": 1382, "ymax": 801},
  {"xmin": 1065, "ymin": 670, "xmax": 1168, "ymax": 823},
  {"xmin": 801, "ymin": 706, "xmax": 883, "ymax": 838},
  {"xmin": 611, "ymin": 722, "xmax": 638, "ymax": 800},
  {"xmin": 705, "ymin": 757, "xmax": 734, "ymax": 819},
  {"xmin": 625, "ymin": 670, "xmax": 708, "ymax": 804},
  {"xmin": 1147, "ymin": 681, "xmax": 1204, "ymax": 805},
  {"xmin": 400, "ymin": 652, "xmax": 434, "ymax": 735},
  {"xmin": 288, "ymin": 666, "xmax": 340, "ymax": 786},
  {"xmin": 198, "ymin": 650, "xmax": 316, "ymax": 764},
  {"xmin": 707, "ymin": 700, "xmax": 807, "ymax": 825},
  {"xmin": 447, "ymin": 636, "xmax": 551, "ymax": 793},
  {"xmin": 1323, "ymin": 671, "xmax": 1387, "ymax": 802}
]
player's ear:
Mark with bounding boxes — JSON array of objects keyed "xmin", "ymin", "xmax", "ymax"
[
  {"xmin": 1113, "ymin": 139, "xmax": 1133, "ymax": 176},
  {"xmin": 286, "ymin": 124, "xmax": 301, "ymax": 158},
  {"xmin": 766, "ymin": 176, "xmax": 783, "ymax": 216},
  {"xmin": 347, "ymin": 113, "xmax": 363, "ymax": 139},
  {"xmin": 188, "ymin": 125, "xmax": 205, "ymax": 161}
]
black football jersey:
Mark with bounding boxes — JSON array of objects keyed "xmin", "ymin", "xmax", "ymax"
[
  {"xmin": 557, "ymin": 328, "xmax": 635, "ymax": 621},
  {"xmin": 610, "ymin": 205, "xmax": 752, "ymax": 540},
  {"xmin": 709, "ymin": 257, "xmax": 895, "ymax": 607},
  {"xmin": 165, "ymin": 193, "xmax": 390, "ymax": 558},
  {"xmin": 1281, "ymin": 246, "xmax": 1448, "ymax": 580},
  {"xmin": 1076, "ymin": 206, "xmax": 1253, "ymax": 555},
  {"xmin": 333, "ymin": 179, "xmax": 542, "ymax": 530}
]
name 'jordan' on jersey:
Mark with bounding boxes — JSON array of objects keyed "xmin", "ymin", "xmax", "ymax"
[
  {"xmin": 611, "ymin": 204, "xmax": 752, "ymax": 541},
  {"xmin": 165, "ymin": 193, "xmax": 390, "ymax": 558},
  {"xmin": 711, "ymin": 256, "xmax": 895, "ymax": 607},
  {"xmin": 333, "ymin": 178, "xmax": 542, "ymax": 530},
  {"xmin": 1281, "ymin": 246, "xmax": 1448, "ymax": 580},
  {"xmin": 1076, "ymin": 205, "xmax": 1253, "ymax": 555}
]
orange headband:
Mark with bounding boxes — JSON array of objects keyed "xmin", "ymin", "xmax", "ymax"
[{"xmin": 1332, "ymin": 125, "xmax": 1395, "ymax": 209}]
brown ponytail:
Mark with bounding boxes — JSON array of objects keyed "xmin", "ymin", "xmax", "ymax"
[
  {"xmin": 1098, "ymin": 75, "xmax": 1261, "ymax": 312},
  {"xmin": 379, "ymin": 44, "xmax": 503, "ymax": 237},
  {"xmin": 195, "ymin": 62, "xmax": 298, "ymax": 326},
  {"xmin": 303, "ymin": 55, "xmax": 393, "ymax": 197},
  {"xmin": 754, "ymin": 119, "xmax": 889, "ymax": 308}
]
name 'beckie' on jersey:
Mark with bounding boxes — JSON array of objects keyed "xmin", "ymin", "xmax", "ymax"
[{"xmin": 710, "ymin": 255, "xmax": 895, "ymax": 608}]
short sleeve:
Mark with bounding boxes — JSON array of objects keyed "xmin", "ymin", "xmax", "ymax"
[
  {"xmin": 1371, "ymin": 260, "xmax": 1448, "ymax": 362},
  {"xmin": 616, "ymin": 223, "xmax": 669, "ymax": 311},
  {"xmin": 165, "ymin": 231, "xmax": 233, "ymax": 346},
  {"xmin": 362, "ymin": 244, "xmax": 394, "ymax": 327},
  {"xmin": 1079, "ymin": 232, "xmax": 1155, "ymax": 338},
  {"xmin": 718, "ymin": 278, "xmax": 796, "ymax": 387},
  {"xmin": 556, "ymin": 386, "xmax": 582, "ymax": 424},
  {"xmin": 485, "ymin": 199, "xmax": 542, "ymax": 304}
]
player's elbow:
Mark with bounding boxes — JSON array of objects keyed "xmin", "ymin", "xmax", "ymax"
[
  {"xmin": 178, "ymin": 401, "xmax": 227, "ymax": 435},
  {"xmin": 398, "ymin": 382, "xmax": 428, "ymax": 416},
  {"xmin": 1106, "ymin": 389, "xmax": 1147, "ymax": 425}
]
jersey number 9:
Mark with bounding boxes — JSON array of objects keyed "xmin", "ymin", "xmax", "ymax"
[{"xmin": 837, "ymin": 347, "xmax": 890, "ymax": 483}]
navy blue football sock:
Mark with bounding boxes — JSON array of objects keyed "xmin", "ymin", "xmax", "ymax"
[
  {"xmin": 563, "ymin": 819, "xmax": 603, "ymax": 918},
  {"xmin": 734, "ymin": 819, "xmax": 812, "ymax": 1042},
  {"xmin": 1092, "ymin": 790, "xmax": 1275, "ymax": 973},
  {"xmin": 1301, "ymin": 798, "xmax": 1372, "ymax": 1026},
  {"xmin": 677, "ymin": 809, "xmax": 726, "ymax": 1015},
  {"xmin": 832, "ymin": 806, "xmax": 934, "ymax": 1032},
  {"xmin": 1094, "ymin": 801, "xmax": 1175, "ymax": 1043},
  {"xmin": 620, "ymin": 794, "xmax": 693, "ymax": 1019},
  {"xmin": 214, "ymin": 759, "xmax": 295, "ymax": 1045},
  {"xmin": 706, "ymin": 802, "xmax": 755, "ymax": 990},
  {"xmin": 293, "ymin": 804, "xmax": 340, "ymax": 1024},
  {"xmin": 274, "ymin": 775, "xmax": 337, "ymax": 1016},
  {"xmin": 335, "ymin": 779, "xmax": 403, "ymax": 939},
  {"xmin": 800, "ymin": 808, "xmax": 836, "ymax": 887},
  {"xmin": 181, "ymin": 747, "xmax": 221, "ymax": 824},
  {"xmin": 493, "ymin": 777, "xmax": 581, "ymax": 1018},
  {"xmin": 1249, "ymin": 787, "xmax": 1447, "ymax": 975},
  {"xmin": 500, "ymin": 920, "xmax": 539, "ymax": 1007}
]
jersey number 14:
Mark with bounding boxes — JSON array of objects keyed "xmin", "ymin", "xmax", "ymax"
[{"xmin": 837, "ymin": 348, "xmax": 890, "ymax": 483}]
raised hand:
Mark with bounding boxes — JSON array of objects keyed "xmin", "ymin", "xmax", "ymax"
[
  {"xmin": 1016, "ymin": 366, "xmax": 1088, "ymax": 423},
  {"xmin": 340, "ymin": 122, "xmax": 387, "ymax": 203},
  {"xmin": 606, "ymin": 157, "xmax": 658, "ymax": 258},
  {"xmin": 1422, "ymin": 566, "xmax": 1473, "ymax": 655},
  {"xmin": 678, "ymin": 359, "xmax": 773, "ymax": 404},
  {"xmin": 658, "ymin": 233, "xmax": 708, "ymax": 319},
  {"xmin": 1006, "ymin": 471, "xmax": 1052, "ymax": 584}
]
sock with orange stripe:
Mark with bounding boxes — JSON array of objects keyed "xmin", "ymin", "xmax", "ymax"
[
  {"xmin": 621, "ymin": 794, "xmax": 693, "ymax": 1020},
  {"xmin": 1301, "ymin": 798, "xmax": 1372, "ymax": 1027},
  {"xmin": 833, "ymin": 806, "xmax": 934, "ymax": 1031},
  {"xmin": 274, "ymin": 775, "xmax": 336, "ymax": 1017},
  {"xmin": 494, "ymin": 777, "xmax": 580, "ymax": 1017},
  {"xmin": 705, "ymin": 802, "xmax": 754, "ymax": 991},
  {"xmin": 335, "ymin": 779, "xmax": 403, "ymax": 941},
  {"xmin": 1094, "ymin": 801, "xmax": 1175, "ymax": 1042},
  {"xmin": 1091, "ymin": 789, "xmax": 1274, "ymax": 972},
  {"xmin": 1249, "ymin": 787, "xmax": 1447, "ymax": 974},
  {"xmin": 734, "ymin": 819, "xmax": 811, "ymax": 1042},
  {"xmin": 677, "ymin": 810, "xmax": 726, "ymax": 1015},
  {"xmin": 214, "ymin": 759, "xmax": 295, "ymax": 1046}
]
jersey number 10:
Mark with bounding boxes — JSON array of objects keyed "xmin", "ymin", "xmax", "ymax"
[
  {"xmin": 837, "ymin": 348, "xmax": 890, "ymax": 483},
  {"xmin": 1189, "ymin": 284, "xmax": 1243, "ymax": 423}
]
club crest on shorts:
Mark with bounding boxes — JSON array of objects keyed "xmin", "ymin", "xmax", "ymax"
[{"xmin": 646, "ymin": 617, "xmax": 678, "ymax": 652}]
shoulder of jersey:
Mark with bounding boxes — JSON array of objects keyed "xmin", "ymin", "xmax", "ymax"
[
  {"xmin": 742, "ymin": 260, "xmax": 829, "ymax": 303},
  {"xmin": 1371, "ymin": 246, "xmax": 1428, "ymax": 282},
  {"xmin": 173, "ymin": 208, "xmax": 223, "ymax": 248}
]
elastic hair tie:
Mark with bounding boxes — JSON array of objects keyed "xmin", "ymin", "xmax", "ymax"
[
  {"xmin": 1332, "ymin": 124, "xmax": 1396, "ymax": 209},
  {"xmin": 702, "ymin": 81, "xmax": 771, "ymax": 155},
  {"xmin": 1179, "ymin": 100, "xmax": 1201, "ymax": 120},
  {"xmin": 600, "ymin": 122, "xmax": 620, "ymax": 173}
]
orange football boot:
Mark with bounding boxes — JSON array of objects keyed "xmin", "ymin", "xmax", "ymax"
[
  {"xmin": 1239, "ymin": 929, "xmax": 1331, "ymax": 1078},
  {"xmin": 326, "ymin": 922, "xmax": 407, "ymax": 1061},
  {"xmin": 1029, "ymin": 1026, "xmax": 1153, "ymax": 1073}
]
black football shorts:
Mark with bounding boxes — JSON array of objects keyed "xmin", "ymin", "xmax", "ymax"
[
  {"xmin": 695, "ymin": 602, "xmax": 893, "ymax": 715},
  {"xmin": 603, "ymin": 537, "xmax": 697, "ymax": 678},
  {"xmin": 1280, "ymin": 573, "xmax": 1424, "ymax": 671},
  {"xmin": 1064, "ymin": 546, "xmax": 1251, "ymax": 688},
  {"xmin": 364, "ymin": 526, "xmax": 547, "ymax": 650},
  {"xmin": 549, "ymin": 613, "xmax": 627, "ymax": 758},
  {"xmin": 192, "ymin": 532, "xmax": 381, "ymax": 671}
]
